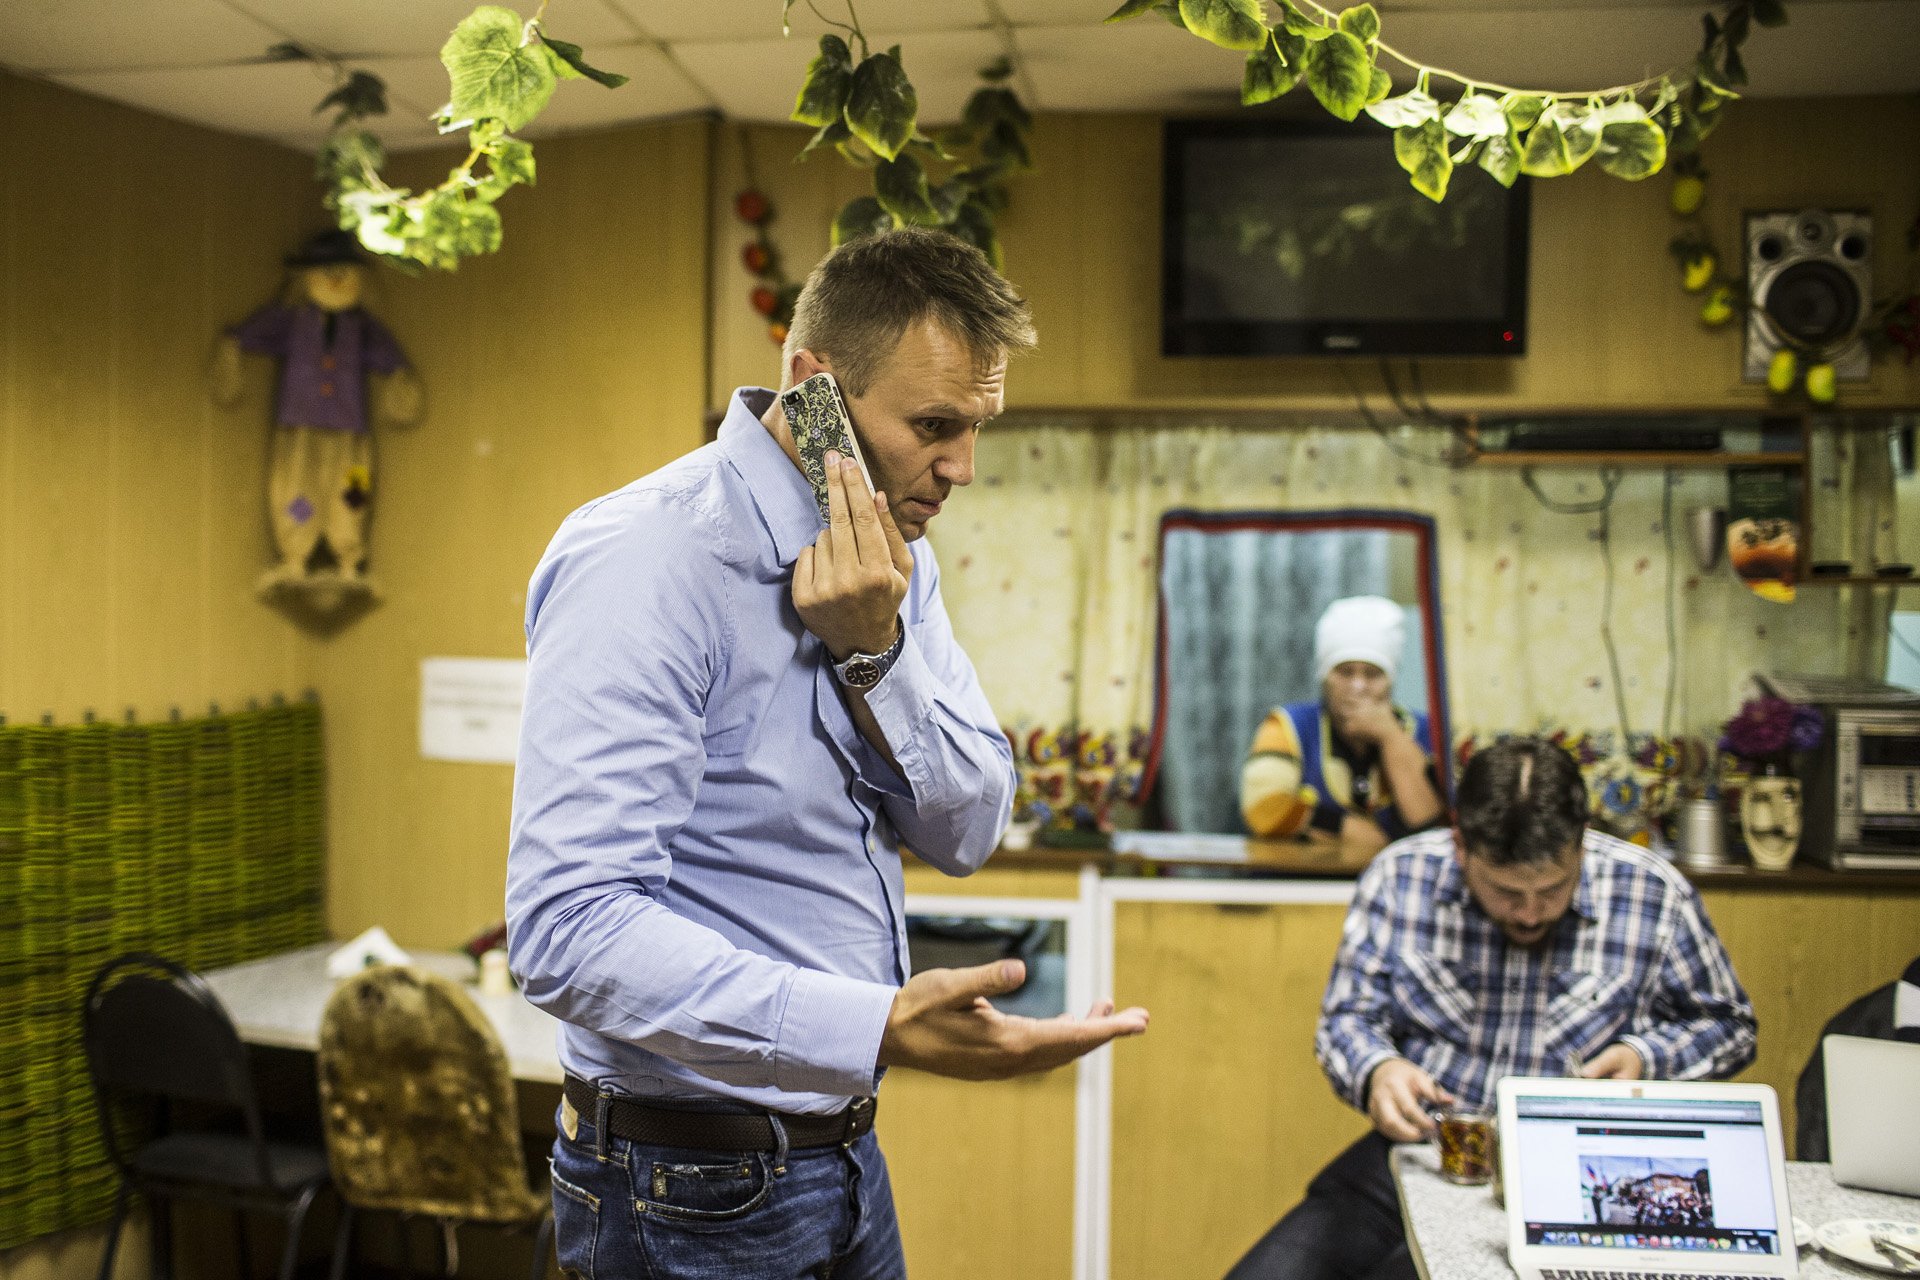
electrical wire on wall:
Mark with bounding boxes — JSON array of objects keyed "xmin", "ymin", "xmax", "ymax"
[
  {"xmin": 1661, "ymin": 469, "xmax": 1680, "ymax": 740},
  {"xmin": 1520, "ymin": 465, "xmax": 1639, "ymax": 747},
  {"xmin": 1338, "ymin": 360, "xmax": 1474, "ymax": 468}
]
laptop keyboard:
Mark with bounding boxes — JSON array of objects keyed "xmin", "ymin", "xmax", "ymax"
[{"xmin": 1541, "ymin": 1273, "xmax": 1775, "ymax": 1280}]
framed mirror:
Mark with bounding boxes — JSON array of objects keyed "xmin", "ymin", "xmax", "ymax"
[{"xmin": 1140, "ymin": 509, "xmax": 1452, "ymax": 835}]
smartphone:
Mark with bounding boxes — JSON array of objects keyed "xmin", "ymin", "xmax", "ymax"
[{"xmin": 779, "ymin": 371, "xmax": 875, "ymax": 523}]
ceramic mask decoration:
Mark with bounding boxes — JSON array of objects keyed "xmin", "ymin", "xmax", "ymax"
[{"xmin": 1741, "ymin": 774, "xmax": 1802, "ymax": 870}]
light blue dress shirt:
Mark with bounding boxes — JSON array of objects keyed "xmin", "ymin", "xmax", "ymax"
[{"xmin": 507, "ymin": 388, "xmax": 1015, "ymax": 1115}]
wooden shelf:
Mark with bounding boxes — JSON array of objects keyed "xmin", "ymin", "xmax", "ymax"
[
  {"xmin": 1468, "ymin": 450, "xmax": 1804, "ymax": 468},
  {"xmin": 1799, "ymin": 574, "xmax": 1920, "ymax": 587}
]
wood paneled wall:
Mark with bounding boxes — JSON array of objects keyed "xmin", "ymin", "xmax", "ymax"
[{"xmin": 0, "ymin": 69, "xmax": 315, "ymax": 730}]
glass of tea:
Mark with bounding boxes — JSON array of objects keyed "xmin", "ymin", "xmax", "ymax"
[{"xmin": 1436, "ymin": 1105, "xmax": 1497, "ymax": 1185}]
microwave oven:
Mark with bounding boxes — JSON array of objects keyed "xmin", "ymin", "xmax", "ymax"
[{"xmin": 1757, "ymin": 674, "xmax": 1920, "ymax": 871}]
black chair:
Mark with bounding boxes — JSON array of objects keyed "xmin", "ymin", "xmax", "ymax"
[{"xmin": 82, "ymin": 952, "xmax": 333, "ymax": 1280}]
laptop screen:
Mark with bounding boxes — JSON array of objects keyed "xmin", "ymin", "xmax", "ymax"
[{"xmin": 1512, "ymin": 1093, "xmax": 1784, "ymax": 1256}]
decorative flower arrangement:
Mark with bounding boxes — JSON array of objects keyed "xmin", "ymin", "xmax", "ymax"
[{"xmin": 1718, "ymin": 695, "xmax": 1823, "ymax": 772}]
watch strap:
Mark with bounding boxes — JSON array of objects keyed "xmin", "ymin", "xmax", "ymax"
[{"xmin": 834, "ymin": 622, "xmax": 905, "ymax": 688}]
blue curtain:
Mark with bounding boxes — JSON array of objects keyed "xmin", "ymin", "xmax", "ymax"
[{"xmin": 1157, "ymin": 525, "xmax": 1427, "ymax": 834}]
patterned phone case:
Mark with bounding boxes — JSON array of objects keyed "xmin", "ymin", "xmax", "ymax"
[{"xmin": 779, "ymin": 372, "xmax": 874, "ymax": 522}]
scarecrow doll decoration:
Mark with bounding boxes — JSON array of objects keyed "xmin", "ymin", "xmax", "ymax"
[{"xmin": 212, "ymin": 229, "xmax": 421, "ymax": 608}]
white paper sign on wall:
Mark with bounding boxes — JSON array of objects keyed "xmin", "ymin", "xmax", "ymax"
[{"xmin": 420, "ymin": 658, "xmax": 527, "ymax": 763}]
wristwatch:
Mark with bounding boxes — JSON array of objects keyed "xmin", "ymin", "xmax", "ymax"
[{"xmin": 832, "ymin": 623, "xmax": 905, "ymax": 690}]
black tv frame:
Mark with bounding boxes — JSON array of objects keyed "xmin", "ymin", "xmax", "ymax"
[{"xmin": 1160, "ymin": 115, "xmax": 1532, "ymax": 358}]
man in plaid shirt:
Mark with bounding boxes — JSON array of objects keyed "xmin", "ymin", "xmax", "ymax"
[{"xmin": 1227, "ymin": 736, "xmax": 1756, "ymax": 1280}]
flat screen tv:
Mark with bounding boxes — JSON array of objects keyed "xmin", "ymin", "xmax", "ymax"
[{"xmin": 1162, "ymin": 116, "xmax": 1531, "ymax": 358}]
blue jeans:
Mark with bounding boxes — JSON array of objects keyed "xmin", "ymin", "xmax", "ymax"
[{"xmin": 548, "ymin": 1103, "xmax": 905, "ymax": 1280}]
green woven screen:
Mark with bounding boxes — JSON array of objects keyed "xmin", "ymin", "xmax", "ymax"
[{"xmin": 0, "ymin": 701, "xmax": 328, "ymax": 1250}]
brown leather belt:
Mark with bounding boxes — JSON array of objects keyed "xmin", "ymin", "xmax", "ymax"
[{"xmin": 562, "ymin": 1076, "xmax": 877, "ymax": 1153}]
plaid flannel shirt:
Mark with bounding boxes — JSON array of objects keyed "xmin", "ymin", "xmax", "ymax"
[{"xmin": 1316, "ymin": 827, "xmax": 1756, "ymax": 1114}]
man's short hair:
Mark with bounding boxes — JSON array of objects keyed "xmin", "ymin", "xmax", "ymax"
[
  {"xmin": 781, "ymin": 228, "xmax": 1037, "ymax": 397},
  {"xmin": 1455, "ymin": 737, "xmax": 1588, "ymax": 866}
]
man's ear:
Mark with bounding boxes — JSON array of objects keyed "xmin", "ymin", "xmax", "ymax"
[{"xmin": 787, "ymin": 347, "xmax": 830, "ymax": 388}]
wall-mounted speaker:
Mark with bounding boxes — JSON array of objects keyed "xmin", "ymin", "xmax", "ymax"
[{"xmin": 1742, "ymin": 208, "xmax": 1872, "ymax": 382}]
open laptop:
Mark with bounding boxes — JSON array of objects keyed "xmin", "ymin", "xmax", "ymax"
[
  {"xmin": 1824, "ymin": 1034, "xmax": 1920, "ymax": 1196},
  {"xmin": 1497, "ymin": 1076, "xmax": 1799, "ymax": 1280}
]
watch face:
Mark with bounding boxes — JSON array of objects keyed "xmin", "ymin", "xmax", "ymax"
[{"xmin": 840, "ymin": 658, "xmax": 882, "ymax": 688}]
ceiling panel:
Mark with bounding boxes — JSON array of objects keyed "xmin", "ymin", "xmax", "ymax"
[
  {"xmin": 621, "ymin": 0, "xmax": 994, "ymax": 44},
  {"xmin": 677, "ymin": 27, "xmax": 1010, "ymax": 125},
  {"xmin": 0, "ymin": 0, "xmax": 283, "ymax": 71},
  {"xmin": 237, "ymin": 0, "xmax": 637, "ymax": 58},
  {"xmin": 1015, "ymin": 21, "xmax": 1247, "ymax": 114},
  {"xmin": 51, "ymin": 59, "xmax": 367, "ymax": 138}
]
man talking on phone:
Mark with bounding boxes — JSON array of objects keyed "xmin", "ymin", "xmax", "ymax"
[{"xmin": 507, "ymin": 228, "xmax": 1148, "ymax": 1279}]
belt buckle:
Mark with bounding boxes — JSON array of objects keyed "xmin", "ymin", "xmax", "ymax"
[{"xmin": 842, "ymin": 1095, "xmax": 874, "ymax": 1147}]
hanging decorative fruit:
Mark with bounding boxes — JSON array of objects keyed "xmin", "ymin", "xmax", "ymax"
[{"xmin": 735, "ymin": 186, "xmax": 801, "ymax": 345}]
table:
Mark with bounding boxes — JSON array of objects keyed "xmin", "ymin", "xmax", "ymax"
[
  {"xmin": 1393, "ymin": 1143, "xmax": 1920, "ymax": 1280},
  {"xmin": 203, "ymin": 941, "xmax": 565, "ymax": 1084}
]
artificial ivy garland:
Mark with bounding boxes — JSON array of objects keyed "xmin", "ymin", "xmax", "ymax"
[
  {"xmin": 313, "ymin": 3, "xmax": 626, "ymax": 270},
  {"xmin": 1105, "ymin": 0, "xmax": 1787, "ymax": 203},
  {"xmin": 783, "ymin": 2, "xmax": 1033, "ymax": 269}
]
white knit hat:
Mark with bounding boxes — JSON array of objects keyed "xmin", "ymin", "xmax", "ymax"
[{"xmin": 1314, "ymin": 595, "xmax": 1406, "ymax": 685}]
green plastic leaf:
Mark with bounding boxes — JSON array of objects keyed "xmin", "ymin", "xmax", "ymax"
[
  {"xmin": 1365, "ymin": 66, "xmax": 1391, "ymax": 105},
  {"xmin": 1337, "ymin": 4, "xmax": 1379, "ymax": 46},
  {"xmin": 1393, "ymin": 118, "xmax": 1453, "ymax": 202},
  {"xmin": 541, "ymin": 35, "xmax": 629, "ymax": 88},
  {"xmin": 1151, "ymin": 1, "xmax": 1188, "ymax": 29},
  {"xmin": 832, "ymin": 195, "xmax": 896, "ymax": 247},
  {"xmin": 1444, "ymin": 91, "xmax": 1507, "ymax": 139},
  {"xmin": 792, "ymin": 34, "xmax": 853, "ymax": 127},
  {"xmin": 1478, "ymin": 127, "xmax": 1522, "ymax": 187},
  {"xmin": 1242, "ymin": 36, "xmax": 1303, "ymax": 105},
  {"xmin": 875, "ymin": 153, "xmax": 942, "ymax": 225},
  {"xmin": 963, "ymin": 86, "xmax": 1031, "ymax": 132},
  {"xmin": 906, "ymin": 129, "xmax": 958, "ymax": 161},
  {"xmin": 929, "ymin": 178, "xmax": 970, "ymax": 222},
  {"xmin": 318, "ymin": 129, "xmax": 385, "ymax": 185},
  {"xmin": 1723, "ymin": 44, "xmax": 1748, "ymax": 87},
  {"xmin": 1178, "ymin": 0, "xmax": 1268, "ymax": 51},
  {"xmin": 1751, "ymin": 0, "xmax": 1788, "ymax": 27},
  {"xmin": 542, "ymin": 42, "xmax": 583, "ymax": 79},
  {"xmin": 316, "ymin": 70, "xmax": 388, "ymax": 119},
  {"xmin": 441, "ymin": 6, "xmax": 556, "ymax": 134},
  {"xmin": 1105, "ymin": 0, "xmax": 1159, "ymax": 20},
  {"xmin": 1304, "ymin": 31, "xmax": 1374, "ymax": 121},
  {"xmin": 949, "ymin": 199, "xmax": 1002, "ymax": 271},
  {"xmin": 1519, "ymin": 100, "xmax": 1602, "ymax": 176},
  {"xmin": 980, "ymin": 119, "xmax": 1032, "ymax": 170},
  {"xmin": 845, "ymin": 50, "xmax": 917, "ymax": 162},
  {"xmin": 1277, "ymin": 0, "xmax": 1335, "ymax": 40},
  {"xmin": 797, "ymin": 117, "xmax": 852, "ymax": 160},
  {"xmin": 1365, "ymin": 88, "xmax": 1438, "ymax": 128},
  {"xmin": 1693, "ymin": 55, "xmax": 1741, "ymax": 101},
  {"xmin": 1594, "ymin": 103, "xmax": 1667, "ymax": 180},
  {"xmin": 477, "ymin": 136, "xmax": 535, "ymax": 199},
  {"xmin": 1501, "ymin": 93, "xmax": 1548, "ymax": 131}
]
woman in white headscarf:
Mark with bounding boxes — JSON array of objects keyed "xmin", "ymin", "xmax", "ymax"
[{"xmin": 1239, "ymin": 596, "xmax": 1445, "ymax": 855}]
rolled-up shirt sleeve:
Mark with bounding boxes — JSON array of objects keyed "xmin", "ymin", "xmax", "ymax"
[
  {"xmin": 860, "ymin": 541, "xmax": 1015, "ymax": 876},
  {"xmin": 506, "ymin": 494, "xmax": 896, "ymax": 1098},
  {"xmin": 1315, "ymin": 858, "xmax": 1405, "ymax": 1111}
]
